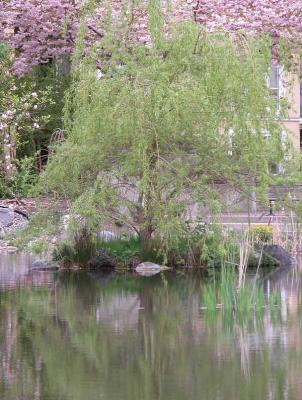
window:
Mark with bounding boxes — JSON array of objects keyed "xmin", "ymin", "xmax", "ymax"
[{"xmin": 269, "ymin": 63, "xmax": 280, "ymax": 112}]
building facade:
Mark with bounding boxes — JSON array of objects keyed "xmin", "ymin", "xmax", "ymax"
[{"xmin": 272, "ymin": 65, "xmax": 301, "ymax": 152}]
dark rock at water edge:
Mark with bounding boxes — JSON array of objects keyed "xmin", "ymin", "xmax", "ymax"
[
  {"xmin": 87, "ymin": 250, "xmax": 117, "ymax": 269},
  {"xmin": 249, "ymin": 249, "xmax": 279, "ymax": 268},
  {"xmin": 262, "ymin": 244, "xmax": 296, "ymax": 267}
]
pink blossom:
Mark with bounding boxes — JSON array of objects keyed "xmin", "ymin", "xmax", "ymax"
[{"xmin": 1, "ymin": 0, "xmax": 301, "ymax": 76}]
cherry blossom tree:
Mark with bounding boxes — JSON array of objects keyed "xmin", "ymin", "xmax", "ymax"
[
  {"xmin": 193, "ymin": 0, "xmax": 302, "ymax": 61},
  {"xmin": 0, "ymin": 0, "xmax": 79, "ymax": 76},
  {"xmin": 193, "ymin": 0, "xmax": 302, "ymax": 41},
  {"xmin": 1, "ymin": 0, "xmax": 302, "ymax": 76}
]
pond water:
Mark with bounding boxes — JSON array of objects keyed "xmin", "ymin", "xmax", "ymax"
[{"xmin": 0, "ymin": 253, "xmax": 302, "ymax": 400}]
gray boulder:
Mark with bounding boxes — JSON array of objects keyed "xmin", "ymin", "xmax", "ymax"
[
  {"xmin": 263, "ymin": 244, "xmax": 296, "ymax": 267},
  {"xmin": 135, "ymin": 262, "xmax": 169, "ymax": 277},
  {"xmin": 0, "ymin": 208, "xmax": 14, "ymax": 227}
]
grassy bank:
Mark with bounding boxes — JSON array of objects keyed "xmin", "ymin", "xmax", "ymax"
[{"xmin": 51, "ymin": 223, "xmax": 279, "ymax": 271}]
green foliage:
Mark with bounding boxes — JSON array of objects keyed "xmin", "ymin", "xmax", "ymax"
[
  {"xmin": 0, "ymin": 179, "xmax": 14, "ymax": 199},
  {"xmin": 98, "ymin": 236, "xmax": 147, "ymax": 266},
  {"xmin": 38, "ymin": 19, "xmax": 286, "ymax": 261},
  {"xmin": 161, "ymin": 223, "xmax": 238, "ymax": 267},
  {"xmin": 0, "ymin": 43, "xmax": 13, "ymax": 110},
  {"xmin": 250, "ymin": 225, "xmax": 273, "ymax": 243},
  {"xmin": 53, "ymin": 242, "xmax": 77, "ymax": 266},
  {"xmin": 11, "ymin": 156, "xmax": 37, "ymax": 197},
  {"xmin": 53, "ymin": 229, "xmax": 97, "ymax": 267},
  {"xmin": 0, "ymin": 45, "xmax": 69, "ymax": 185},
  {"xmin": 248, "ymin": 250, "xmax": 279, "ymax": 268},
  {"xmin": 53, "ymin": 232, "xmax": 147, "ymax": 268},
  {"xmin": 28, "ymin": 238, "xmax": 49, "ymax": 254}
]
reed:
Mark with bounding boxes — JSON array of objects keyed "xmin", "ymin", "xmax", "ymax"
[{"xmin": 201, "ymin": 265, "xmax": 281, "ymax": 315}]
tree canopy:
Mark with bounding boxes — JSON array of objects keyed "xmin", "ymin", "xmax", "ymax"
[
  {"xmin": 1, "ymin": 0, "xmax": 302, "ymax": 76},
  {"xmin": 39, "ymin": 23, "xmax": 285, "ymax": 253}
]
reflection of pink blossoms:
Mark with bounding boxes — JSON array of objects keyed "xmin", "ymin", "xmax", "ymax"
[{"xmin": 1, "ymin": 0, "xmax": 302, "ymax": 76}]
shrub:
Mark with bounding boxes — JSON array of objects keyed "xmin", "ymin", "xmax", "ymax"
[
  {"xmin": 53, "ymin": 233, "xmax": 147, "ymax": 269},
  {"xmin": 12, "ymin": 156, "xmax": 37, "ymax": 197},
  {"xmin": 53, "ymin": 229, "xmax": 97, "ymax": 267},
  {"xmin": 250, "ymin": 225, "xmax": 273, "ymax": 243},
  {"xmin": 98, "ymin": 236, "xmax": 147, "ymax": 267},
  {"xmin": 0, "ymin": 178, "xmax": 13, "ymax": 199}
]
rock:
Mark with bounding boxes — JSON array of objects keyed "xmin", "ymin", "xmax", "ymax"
[
  {"xmin": 97, "ymin": 230, "xmax": 116, "ymax": 241},
  {"xmin": 30, "ymin": 260, "xmax": 59, "ymax": 272},
  {"xmin": 135, "ymin": 262, "xmax": 169, "ymax": 277},
  {"xmin": 87, "ymin": 250, "xmax": 117, "ymax": 269},
  {"xmin": 249, "ymin": 249, "xmax": 279, "ymax": 268},
  {"xmin": 262, "ymin": 244, "xmax": 296, "ymax": 267},
  {"xmin": 0, "ymin": 208, "xmax": 14, "ymax": 227},
  {"xmin": 3, "ymin": 212, "xmax": 28, "ymax": 233}
]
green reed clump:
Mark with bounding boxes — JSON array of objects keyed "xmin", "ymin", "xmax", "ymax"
[
  {"xmin": 53, "ymin": 229, "xmax": 98, "ymax": 267},
  {"xmin": 201, "ymin": 266, "xmax": 280, "ymax": 315},
  {"xmin": 201, "ymin": 285, "xmax": 217, "ymax": 311}
]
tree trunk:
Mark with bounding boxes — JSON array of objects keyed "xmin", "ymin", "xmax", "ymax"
[
  {"xmin": 138, "ymin": 141, "xmax": 159, "ymax": 254},
  {"xmin": 139, "ymin": 225, "xmax": 154, "ymax": 254}
]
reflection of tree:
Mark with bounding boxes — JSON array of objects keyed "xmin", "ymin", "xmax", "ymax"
[{"xmin": 1, "ymin": 271, "xmax": 302, "ymax": 399}]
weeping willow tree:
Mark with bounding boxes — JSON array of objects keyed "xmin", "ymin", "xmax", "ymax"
[{"xmin": 39, "ymin": 19, "xmax": 286, "ymax": 254}]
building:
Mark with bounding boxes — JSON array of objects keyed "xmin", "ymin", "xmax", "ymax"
[{"xmin": 270, "ymin": 64, "xmax": 301, "ymax": 153}]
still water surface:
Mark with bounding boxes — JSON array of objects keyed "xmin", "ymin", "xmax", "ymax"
[{"xmin": 0, "ymin": 253, "xmax": 302, "ymax": 400}]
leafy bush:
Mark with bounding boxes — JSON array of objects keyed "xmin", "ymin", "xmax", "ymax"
[
  {"xmin": 53, "ymin": 229, "xmax": 97, "ymax": 267},
  {"xmin": 250, "ymin": 225, "xmax": 273, "ymax": 243},
  {"xmin": 53, "ymin": 243, "xmax": 77, "ymax": 266},
  {"xmin": 53, "ymin": 232, "xmax": 147, "ymax": 269},
  {"xmin": 0, "ymin": 178, "xmax": 14, "ymax": 199},
  {"xmin": 0, "ymin": 156, "xmax": 37, "ymax": 199},
  {"xmin": 157, "ymin": 222, "xmax": 239, "ymax": 268},
  {"xmin": 98, "ymin": 236, "xmax": 147, "ymax": 267},
  {"xmin": 12, "ymin": 156, "xmax": 38, "ymax": 197}
]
